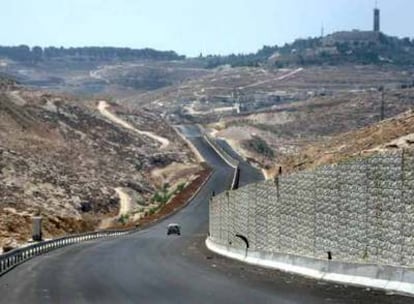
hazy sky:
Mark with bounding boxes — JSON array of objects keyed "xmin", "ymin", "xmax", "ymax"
[{"xmin": 1, "ymin": 0, "xmax": 413, "ymax": 56}]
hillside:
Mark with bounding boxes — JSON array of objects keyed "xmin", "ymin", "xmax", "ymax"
[
  {"xmin": 121, "ymin": 65, "xmax": 412, "ymax": 124},
  {"xmin": 0, "ymin": 82, "xmax": 198, "ymax": 249},
  {"xmin": 0, "ymin": 46, "xmax": 184, "ymax": 63},
  {"xmin": 279, "ymin": 110, "xmax": 414, "ymax": 174},
  {"xmin": 201, "ymin": 32, "xmax": 414, "ymax": 68},
  {"xmin": 0, "ymin": 57, "xmax": 209, "ymax": 96},
  {"xmin": 212, "ymin": 87, "xmax": 414, "ymax": 173}
]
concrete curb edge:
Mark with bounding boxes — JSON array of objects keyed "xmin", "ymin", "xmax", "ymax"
[
  {"xmin": 203, "ymin": 134, "xmax": 239, "ymax": 190},
  {"xmin": 205, "ymin": 237, "xmax": 414, "ymax": 297}
]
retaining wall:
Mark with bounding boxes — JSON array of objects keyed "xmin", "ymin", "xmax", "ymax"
[{"xmin": 209, "ymin": 149, "xmax": 414, "ymax": 289}]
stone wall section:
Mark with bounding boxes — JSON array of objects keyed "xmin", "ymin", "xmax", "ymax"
[{"xmin": 209, "ymin": 150, "xmax": 414, "ymax": 267}]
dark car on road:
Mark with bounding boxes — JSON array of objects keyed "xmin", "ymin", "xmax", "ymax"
[{"xmin": 167, "ymin": 223, "xmax": 181, "ymax": 235}]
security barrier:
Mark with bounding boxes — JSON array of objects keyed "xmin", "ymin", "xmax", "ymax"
[{"xmin": 210, "ymin": 149, "xmax": 414, "ymax": 267}]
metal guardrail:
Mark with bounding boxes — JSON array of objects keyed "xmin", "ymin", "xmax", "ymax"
[
  {"xmin": 203, "ymin": 134, "xmax": 239, "ymax": 169},
  {"xmin": 1, "ymin": 133, "xmax": 238, "ymax": 277},
  {"xmin": 0, "ymin": 168, "xmax": 214, "ymax": 276},
  {"xmin": 203, "ymin": 134, "xmax": 240, "ymax": 190},
  {"xmin": 232, "ymin": 167, "xmax": 240, "ymax": 190},
  {"xmin": 0, "ymin": 228, "xmax": 134, "ymax": 276}
]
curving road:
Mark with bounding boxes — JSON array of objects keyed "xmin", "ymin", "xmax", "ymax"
[
  {"xmin": 215, "ymin": 137, "xmax": 264, "ymax": 187},
  {"xmin": 0, "ymin": 125, "xmax": 408, "ymax": 304}
]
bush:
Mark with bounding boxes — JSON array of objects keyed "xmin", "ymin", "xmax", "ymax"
[
  {"xmin": 243, "ymin": 136, "xmax": 274, "ymax": 158},
  {"xmin": 148, "ymin": 206, "xmax": 159, "ymax": 215},
  {"xmin": 152, "ymin": 184, "xmax": 172, "ymax": 204},
  {"xmin": 175, "ymin": 182, "xmax": 186, "ymax": 194},
  {"xmin": 118, "ymin": 214, "xmax": 129, "ymax": 225}
]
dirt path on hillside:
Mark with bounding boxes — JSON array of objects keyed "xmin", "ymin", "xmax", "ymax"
[
  {"xmin": 239, "ymin": 68, "xmax": 303, "ymax": 89},
  {"xmin": 8, "ymin": 91, "xmax": 27, "ymax": 106},
  {"xmin": 99, "ymin": 187, "xmax": 134, "ymax": 229},
  {"xmin": 97, "ymin": 100, "xmax": 169, "ymax": 149},
  {"xmin": 115, "ymin": 188, "xmax": 133, "ymax": 216}
]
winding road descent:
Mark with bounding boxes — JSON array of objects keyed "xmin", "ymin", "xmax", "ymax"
[{"xmin": 0, "ymin": 126, "xmax": 404, "ymax": 304}]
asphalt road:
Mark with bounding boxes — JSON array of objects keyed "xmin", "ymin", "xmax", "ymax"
[
  {"xmin": 0, "ymin": 125, "xmax": 411, "ymax": 304},
  {"xmin": 215, "ymin": 138, "xmax": 264, "ymax": 187}
]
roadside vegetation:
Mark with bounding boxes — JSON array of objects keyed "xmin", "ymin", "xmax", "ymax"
[
  {"xmin": 116, "ymin": 181, "xmax": 190, "ymax": 226},
  {"xmin": 112, "ymin": 166, "xmax": 211, "ymax": 229},
  {"xmin": 242, "ymin": 136, "xmax": 274, "ymax": 159}
]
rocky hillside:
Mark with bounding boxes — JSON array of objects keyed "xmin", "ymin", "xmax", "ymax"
[
  {"xmin": 0, "ymin": 82, "xmax": 196, "ymax": 249},
  {"xmin": 122, "ymin": 65, "xmax": 413, "ymax": 124},
  {"xmin": 279, "ymin": 110, "xmax": 414, "ymax": 174},
  {"xmin": 212, "ymin": 87, "xmax": 414, "ymax": 173}
]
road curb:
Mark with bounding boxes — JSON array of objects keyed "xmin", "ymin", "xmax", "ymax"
[
  {"xmin": 173, "ymin": 125, "xmax": 205, "ymax": 163},
  {"xmin": 203, "ymin": 134, "xmax": 238, "ymax": 169},
  {"xmin": 203, "ymin": 134, "xmax": 239, "ymax": 190},
  {"xmin": 137, "ymin": 169, "xmax": 214, "ymax": 231},
  {"xmin": 205, "ymin": 237, "xmax": 414, "ymax": 297}
]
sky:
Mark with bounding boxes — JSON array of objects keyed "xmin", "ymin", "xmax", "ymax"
[{"xmin": 0, "ymin": 0, "xmax": 413, "ymax": 57}]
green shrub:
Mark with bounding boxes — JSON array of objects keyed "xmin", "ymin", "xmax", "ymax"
[
  {"xmin": 118, "ymin": 214, "xmax": 129, "ymax": 225},
  {"xmin": 148, "ymin": 206, "xmax": 159, "ymax": 215},
  {"xmin": 243, "ymin": 135, "xmax": 274, "ymax": 158},
  {"xmin": 152, "ymin": 183, "xmax": 174, "ymax": 204},
  {"xmin": 175, "ymin": 182, "xmax": 186, "ymax": 194}
]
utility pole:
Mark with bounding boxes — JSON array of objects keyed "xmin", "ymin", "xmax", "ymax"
[{"xmin": 379, "ymin": 86, "xmax": 385, "ymax": 121}]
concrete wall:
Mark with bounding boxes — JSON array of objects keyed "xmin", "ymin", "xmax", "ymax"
[{"xmin": 209, "ymin": 149, "xmax": 414, "ymax": 267}]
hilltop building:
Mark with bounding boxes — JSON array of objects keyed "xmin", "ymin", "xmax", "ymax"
[
  {"xmin": 322, "ymin": 30, "xmax": 380, "ymax": 47},
  {"xmin": 374, "ymin": 7, "xmax": 380, "ymax": 32},
  {"xmin": 322, "ymin": 6, "xmax": 382, "ymax": 47}
]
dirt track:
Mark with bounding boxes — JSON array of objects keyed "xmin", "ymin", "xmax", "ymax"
[{"xmin": 97, "ymin": 100, "xmax": 170, "ymax": 149}]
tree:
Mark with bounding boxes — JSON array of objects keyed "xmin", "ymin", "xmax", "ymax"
[{"xmin": 32, "ymin": 46, "xmax": 43, "ymax": 62}]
